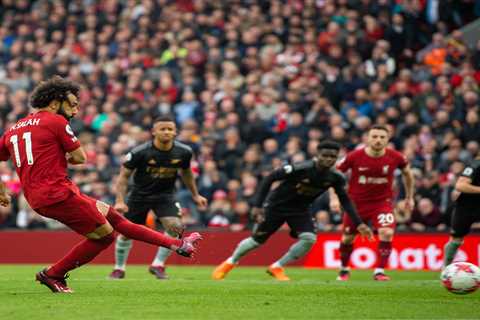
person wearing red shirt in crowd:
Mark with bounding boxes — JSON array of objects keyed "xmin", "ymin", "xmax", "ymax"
[
  {"xmin": 0, "ymin": 76, "xmax": 202, "ymax": 293},
  {"xmin": 332, "ymin": 125, "xmax": 415, "ymax": 281}
]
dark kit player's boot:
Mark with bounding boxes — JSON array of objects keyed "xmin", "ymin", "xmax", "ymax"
[
  {"xmin": 149, "ymin": 266, "xmax": 168, "ymax": 279},
  {"xmin": 108, "ymin": 269, "xmax": 125, "ymax": 280},
  {"xmin": 267, "ymin": 265, "xmax": 290, "ymax": 281},
  {"xmin": 212, "ymin": 260, "xmax": 235, "ymax": 280},
  {"xmin": 36, "ymin": 269, "xmax": 73, "ymax": 293},
  {"xmin": 175, "ymin": 232, "xmax": 202, "ymax": 257}
]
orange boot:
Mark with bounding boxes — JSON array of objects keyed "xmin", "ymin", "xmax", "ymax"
[
  {"xmin": 267, "ymin": 265, "xmax": 290, "ymax": 281},
  {"xmin": 212, "ymin": 260, "xmax": 235, "ymax": 280}
]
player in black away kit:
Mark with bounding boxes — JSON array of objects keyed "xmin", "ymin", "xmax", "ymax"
[
  {"xmin": 109, "ymin": 116, "xmax": 207, "ymax": 279},
  {"xmin": 443, "ymin": 155, "xmax": 480, "ymax": 267},
  {"xmin": 212, "ymin": 141, "xmax": 373, "ymax": 281}
]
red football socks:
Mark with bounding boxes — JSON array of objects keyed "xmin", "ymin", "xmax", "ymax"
[
  {"xmin": 47, "ymin": 233, "xmax": 115, "ymax": 278},
  {"xmin": 339, "ymin": 243, "xmax": 354, "ymax": 268},
  {"xmin": 377, "ymin": 241, "xmax": 392, "ymax": 268},
  {"xmin": 106, "ymin": 208, "xmax": 182, "ymax": 249}
]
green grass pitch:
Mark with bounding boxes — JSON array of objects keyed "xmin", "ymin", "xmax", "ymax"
[{"xmin": 0, "ymin": 265, "xmax": 478, "ymax": 319}]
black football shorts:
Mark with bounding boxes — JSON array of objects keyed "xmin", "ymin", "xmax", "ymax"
[
  {"xmin": 124, "ymin": 199, "xmax": 182, "ymax": 225},
  {"xmin": 252, "ymin": 208, "xmax": 315, "ymax": 243},
  {"xmin": 451, "ymin": 204, "xmax": 480, "ymax": 238}
]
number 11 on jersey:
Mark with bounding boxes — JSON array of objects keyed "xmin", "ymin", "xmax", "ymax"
[{"xmin": 10, "ymin": 132, "xmax": 34, "ymax": 167}]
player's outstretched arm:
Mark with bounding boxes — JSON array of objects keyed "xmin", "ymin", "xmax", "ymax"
[
  {"xmin": 114, "ymin": 166, "xmax": 133, "ymax": 213},
  {"xmin": 180, "ymin": 168, "xmax": 207, "ymax": 210}
]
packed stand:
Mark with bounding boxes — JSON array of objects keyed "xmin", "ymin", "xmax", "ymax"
[{"xmin": 0, "ymin": 0, "xmax": 480, "ymax": 233}]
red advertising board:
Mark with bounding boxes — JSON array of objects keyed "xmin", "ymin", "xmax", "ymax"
[
  {"xmin": 0, "ymin": 231, "xmax": 478, "ymax": 270},
  {"xmin": 304, "ymin": 233, "xmax": 480, "ymax": 271}
]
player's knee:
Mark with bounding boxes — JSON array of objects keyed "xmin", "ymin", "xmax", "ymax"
[
  {"xmin": 378, "ymin": 227, "xmax": 394, "ymax": 240},
  {"xmin": 342, "ymin": 233, "xmax": 355, "ymax": 244},
  {"xmin": 97, "ymin": 231, "xmax": 116, "ymax": 246},
  {"xmin": 165, "ymin": 222, "xmax": 184, "ymax": 237},
  {"xmin": 298, "ymin": 232, "xmax": 316, "ymax": 246},
  {"xmin": 86, "ymin": 222, "xmax": 114, "ymax": 240},
  {"xmin": 95, "ymin": 200, "xmax": 110, "ymax": 217},
  {"xmin": 252, "ymin": 233, "xmax": 270, "ymax": 244}
]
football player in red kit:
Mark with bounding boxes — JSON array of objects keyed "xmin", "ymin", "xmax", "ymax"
[
  {"xmin": 333, "ymin": 125, "xmax": 415, "ymax": 281},
  {"xmin": 0, "ymin": 76, "xmax": 202, "ymax": 293}
]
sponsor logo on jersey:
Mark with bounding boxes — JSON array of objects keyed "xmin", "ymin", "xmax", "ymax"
[
  {"xmin": 146, "ymin": 166, "xmax": 177, "ymax": 178},
  {"xmin": 296, "ymin": 182, "xmax": 321, "ymax": 196},
  {"xmin": 148, "ymin": 159, "xmax": 157, "ymax": 165},
  {"xmin": 358, "ymin": 167, "xmax": 369, "ymax": 171},
  {"xmin": 358, "ymin": 176, "xmax": 388, "ymax": 184},
  {"xmin": 171, "ymin": 159, "xmax": 181, "ymax": 164},
  {"xmin": 383, "ymin": 165, "xmax": 389, "ymax": 174}
]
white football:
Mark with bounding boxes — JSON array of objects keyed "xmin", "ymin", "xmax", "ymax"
[{"xmin": 441, "ymin": 262, "xmax": 480, "ymax": 294}]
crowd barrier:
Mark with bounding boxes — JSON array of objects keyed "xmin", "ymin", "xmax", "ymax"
[{"xmin": 0, "ymin": 230, "xmax": 478, "ymax": 270}]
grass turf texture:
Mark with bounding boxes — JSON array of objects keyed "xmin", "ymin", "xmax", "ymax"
[{"xmin": 0, "ymin": 265, "xmax": 478, "ymax": 320}]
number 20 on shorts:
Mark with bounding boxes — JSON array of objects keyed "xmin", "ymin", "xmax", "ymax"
[{"xmin": 377, "ymin": 213, "xmax": 394, "ymax": 226}]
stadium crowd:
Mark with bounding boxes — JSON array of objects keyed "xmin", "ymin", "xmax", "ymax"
[{"xmin": 0, "ymin": 0, "xmax": 480, "ymax": 234}]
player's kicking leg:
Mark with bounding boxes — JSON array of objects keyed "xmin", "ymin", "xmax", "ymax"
[{"xmin": 35, "ymin": 195, "xmax": 117, "ymax": 293}]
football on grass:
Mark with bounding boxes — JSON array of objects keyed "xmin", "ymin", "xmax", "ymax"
[{"xmin": 441, "ymin": 262, "xmax": 480, "ymax": 294}]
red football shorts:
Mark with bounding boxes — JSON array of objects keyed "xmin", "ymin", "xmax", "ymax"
[
  {"xmin": 342, "ymin": 201, "xmax": 395, "ymax": 234},
  {"xmin": 35, "ymin": 192, "xmax": 107, "ymax": 235}
]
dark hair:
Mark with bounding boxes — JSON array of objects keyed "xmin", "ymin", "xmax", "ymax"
[
  {"xmin": 153, "ymin": 115, "xmax": 175, "ymax": 124},
  {"xmin": 368, "ymin": 124, "xmax": 389, "ymax": 133},
  {"xmin": 317, "ymin": 140, "xmax": 341, "ymax": 151},
  {"xmin": 30, "ymin": 76, "xmax": 80, "ymax": 109}
]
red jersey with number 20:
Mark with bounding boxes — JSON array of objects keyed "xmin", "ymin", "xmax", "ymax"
[
  {"xmin": 337, "ymin": 147, "xmax": 408, "ymax": 205},
  {"xmin": 0, "ymin": 111, "xmax": 81, "ymax": 209}
]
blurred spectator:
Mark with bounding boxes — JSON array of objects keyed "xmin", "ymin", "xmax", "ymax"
[
  {"xmin": 0, "ymin": 0, "xmax": 479, "ymax": 233},
  {"xmin": 207, "ymin": 190, "xmax": 234, "ymax": 228},
  {"xmin": 409, "ymin": 198, "xmax": 445, "ymax": 232}
]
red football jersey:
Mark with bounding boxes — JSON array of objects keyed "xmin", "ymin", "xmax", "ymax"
[
  {"xmin": 337, "ymin": 147, "xmax": 408, "ymax": 204},
  {"xmin": 0, "ymin": 111, "xmax": 81, "ymax": 209}
]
